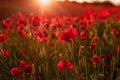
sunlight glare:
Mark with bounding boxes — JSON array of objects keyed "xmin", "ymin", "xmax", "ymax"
[{"xmin": 39, "ymin": 0, "xmax": 51, "ymax": 6}]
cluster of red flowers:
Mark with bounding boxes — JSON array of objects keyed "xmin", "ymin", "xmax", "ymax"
[
  {"xmin": 0, "ymin": 31, "xmax": 8, "ymax": 42},
  {"xmin": 10, "ymin": 60, "xmax": 32, "ymax": 80},
  {"xmin": 57, "ymin": 60, "xmax": 74, "ymax": 69},
  {"xmin": 60, "ymin": 27, "xmax": 78, "ymax": 42}
]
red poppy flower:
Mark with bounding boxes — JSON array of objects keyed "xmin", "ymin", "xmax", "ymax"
[
  {"xmin": 17, "ymin": 13, "xmax": 27, "ymax": 26},
  {"xmin": 60, "ymin": 27, "xmax": 78, "ymax": 42},
  {"xmin": 78, "ymin": 20, "xmax": 85, "ymax": 25},
  {"xmin": 43, "ymin": 19, "xmax": 51, "ymax": 28},
  {"xmin": 55, "ymin": 22, "xmax": 63, "ymax": 28},
  {"xmin": 116, "ymin": 44, "xmax": 120, "ymax": 51},
  {"xmin": 112, "ymin": 28, "xmax": 119, "ymax": 36},
  {"xmin": 10, "ymin": 67, "xmax": 23, "ymax": 76},
  {"xmin": 87, "ymin": 19, "xmax": 94, "ymax": 27},
  {"xmin": 55, "ymin": 18, "xmax": 63, "ymax": 28},
  {"xmin": 19, "ymin": 60, "xmax": 27, "ymax": 69},
  {"xmin": 101, "ymin": 53, "xmax": 106, "ymax": 59},
  {"xmin": 57, "ymin": 60, "xmax": 74, "ymax": 69},
  {"xmin": 89, "ymin": 44, "xmax": 96, "ymax": 50},
  {"xmin": 91, "ymin": 37, "xmax": 98, "ymax": 43},
  {"xmin": 108, "ymin": 52, "xmax": 115, "ymax": 57},
  {"xmin": 24, "ymin": 64, "xmax": 32, "ymax": 72},
  {"xmin": 3, "ymin": 18, "xmax": 12, "ymax": 29},
  {"xmin": 65, "ymin": 18, "xmax": 71, "ymax": 25},
  {"xmin": 18, "ymin": 30, "xmax": 25, "ymax": 38},
  {"xmin": 80, "ymin": 30, "xmax": 87, "ymax": 40},
  {"xmin": 97, "ymin": 12, "xmax": 108, "ymax": 20},
  {"xmin": 31, "ymin": 15, "xmax": 40, "ymax": 26},
  {"xmin": 2, "ymin": 49, "xmax": 9, "ymax": 57},
  {"xmin": 35, "ymin": 29, "xmax": 47, "ymax": 41},
  {"xmin": 0, "ymin": 32, "xmax": 7, "ymax": 42},
  {"xmin": 91, "ymin": 55, "xmax": 101, "ymax": 64},
  {"xmin": 80, "ymin": 25, "xmax": 87, "ymax": 30},
  {"xmin": 21, "ymin": 48, "xmax": 27, "ymax": 54},
  {"xmin": 117, "ymin": 13, "xmax": 120, "ymax": 21},
  {"xmin": 17, "ymin": 24, "xmax": 25, "ymax": 31}
]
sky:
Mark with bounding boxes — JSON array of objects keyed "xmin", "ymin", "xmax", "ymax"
[{"xmin": 56, "ymin": 0, "xmax": 120, "ymax": 5}]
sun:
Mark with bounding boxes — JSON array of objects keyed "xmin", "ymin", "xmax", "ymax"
[{"xmin": 39, "ymin": 0, "xmax": 51, "ymax": 5}]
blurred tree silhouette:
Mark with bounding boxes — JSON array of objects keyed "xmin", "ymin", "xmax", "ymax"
[{"xmin": 92, "ymin": 1, "xmax": 114, "ymax": 6}]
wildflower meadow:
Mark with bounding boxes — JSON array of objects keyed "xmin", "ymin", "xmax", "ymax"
[{"xmin": 0, "ymin": 2, "xmax": 120, "ymax": 80}]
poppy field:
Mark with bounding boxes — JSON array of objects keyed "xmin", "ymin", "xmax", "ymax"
[{"xmin": 0, "ymin": 3, "xmax": 120, "ymax": 80}]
